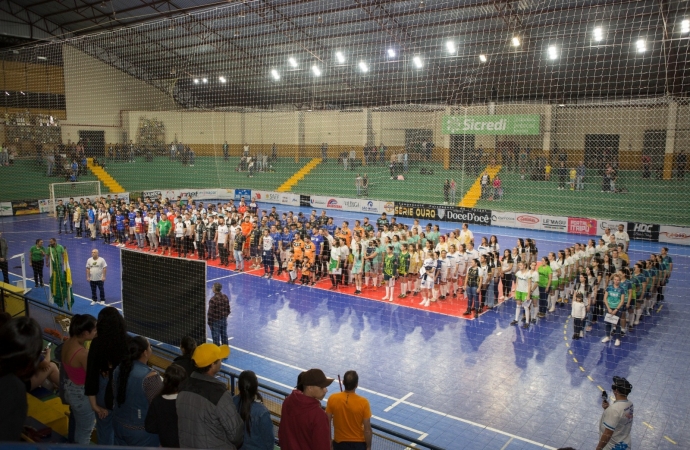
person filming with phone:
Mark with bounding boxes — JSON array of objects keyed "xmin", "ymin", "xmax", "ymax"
[{"xmin": 596, "ymin": 376, "xmax": 633, "ymax": 450}]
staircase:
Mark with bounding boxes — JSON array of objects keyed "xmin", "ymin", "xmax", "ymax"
[
  {"xmin": 87, "ymin": 158, "xmax": 125, "ymax": 193},
  {"xmin": 276, "ymin": 158, "xmax": 322, "ymax": 192}
]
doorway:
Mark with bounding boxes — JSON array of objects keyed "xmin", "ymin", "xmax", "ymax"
[
  {"xmin": 78, "ymin": 130, "xmax": 105, "ymax": 158},
  {"xmin": 643, "ymin": 130, "xmax": 666, "ymax": 173},
  {"xmin": 584, "ymin": 134, "xmax": 619, "ymax": 174}
]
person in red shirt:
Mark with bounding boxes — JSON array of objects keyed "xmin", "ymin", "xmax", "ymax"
[{"xmin": 278, "ymin": 369, "xmax": 333, "ymax": 450}]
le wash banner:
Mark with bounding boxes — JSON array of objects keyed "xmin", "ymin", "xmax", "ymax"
[{"xmin": 442, "ymin": 114, "xmax": 541, "ymax": 135}]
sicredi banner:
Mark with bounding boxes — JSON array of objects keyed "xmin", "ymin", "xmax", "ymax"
[
  {"xmin": 540, "ymin": 215, "xmax": 568, "ymax": 232},
  {"xmin": 659, "ymin": 225, "xmax": 690, "ymax": 245},
  {"xmin": 568, "ymin": 217, "xmax": 598, "ymax": 235},
  {"xmin": 442, "ymin": 114, "xmax": 541, "ymax": 135},
  {"xmin": 627, "ymin": 222, "xmax": 660, "ymax": 242}
]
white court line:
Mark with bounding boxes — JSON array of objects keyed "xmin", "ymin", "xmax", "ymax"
[
  {"xmin": 207, "ymin": 273, "xmax": 245, "ymax": 282},
  {"xmin": 384, "ymin": 392, "xmax": 414, "ymax": 412},
  {"xmin": 372, "ymin": 415, "xmax": 424, "ymax": 435},
  {"xmin": 500, "ymin": 437, "xmax": 514, "ymax": 450}
]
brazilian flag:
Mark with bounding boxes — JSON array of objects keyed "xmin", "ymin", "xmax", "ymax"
[{"xmin": 49, "ymin": 246, "xmax": 74, "ymax": 311}]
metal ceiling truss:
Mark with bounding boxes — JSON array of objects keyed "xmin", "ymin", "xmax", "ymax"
[{"xmin": 0, "ymin": 0, "xmax": 74, "ymax": 40}]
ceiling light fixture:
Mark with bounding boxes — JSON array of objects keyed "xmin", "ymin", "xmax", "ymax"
[
  {"xmin": 312, "ymin": 65, "xmax": 321, "ymax": 76},
  {"xmin": 193, "ymin": 78, "xmax": 199, "ymax": 84},
  {"xmin": 359, "ymin": 61, "xmax": 369, "ymax": 72},
  {"xmin": 288, "ymin": 57, "xmax": 298, "ymax": 68},
  {"xmin": 219, "ymin": 76, "xmax": 226, "ymax": 83},
  {"xmin": 446, "ymin": 41, "xmax": 456, "ymax": 53},
  {"xmin": 548, "ymin": 46, "xmax": 558, "ymax": 59},
  {"xmin": 37, "ymin": 56, "xmax": 47, "ymax": 60},
  {"xmin": 512, "ymin": 36, "xmax": 520, "ymax": 47},
  {"xmin": 202, "ymin": 78, "xmax": 208, "ymax": 83},
  {"xmin": 335, "ymin": 51, "xmax": 345, "ymax": 64},
  {"xmin": 593, "ymin": 27, "xmax": 603, "ymax": 42},
  {"xmin": 682, "ymin": 19, "xmax": 690, "ymax": 33},
  {"xmin": 479, "ymin": 54, "xmax": 487, "ymax": 62},
  {"xmin": 271, "ymin": 69, "xmax": 280, "ymax": 80},
  {"xmin": 387, "ymin": 48, "xmax": 396, "ymax": 58},
  {"xmin": 636, "ymin": 39, "xmax": 646, "ymax": 52},
  {"xmin": 412, "ymin": 56, "xmax": 423, "ymax": 68}
]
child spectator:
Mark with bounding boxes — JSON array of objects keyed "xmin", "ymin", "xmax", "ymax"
[
  {"xmin": 572, "ymin": 292, "xmax": 586, "ymax": 339},
  {"xmin": 145, "ymin": 364, "xmax": 187, "ymax": 448}
]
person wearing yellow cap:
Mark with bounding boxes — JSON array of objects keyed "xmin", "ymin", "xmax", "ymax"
[{"xmin": 177, "ymin": 343, "xmax": 244, "ymax": 449}]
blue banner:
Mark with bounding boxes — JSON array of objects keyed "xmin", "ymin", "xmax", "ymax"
[{"xmin": 234, "ymin": 189, "xmax": 251, "ymax": 201}]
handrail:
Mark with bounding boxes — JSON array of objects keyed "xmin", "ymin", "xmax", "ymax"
[{"xmin": 2, "ymin": 287, "xmax": 444, "ymax": 450}]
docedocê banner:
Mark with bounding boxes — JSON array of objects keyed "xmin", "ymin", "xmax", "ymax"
[
  {"xmin": 659, "ymin": 225, "xmax": 690, "ymax": 246},
  {"xmin": 568, "ymin": 217, "xmax": 598, "ymax": 235}
]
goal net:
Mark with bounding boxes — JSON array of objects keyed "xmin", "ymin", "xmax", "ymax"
[{"xmin": 49, "ymin": 181, "xmax": 101, "ymax": 216}]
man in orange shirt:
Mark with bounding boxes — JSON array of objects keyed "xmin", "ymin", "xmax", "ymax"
[
  {"xmin": 240, "ymin": 216, "xmax": 252, "ymax": 259},
  {"xmin": 325, "ymin": 370, "xmax": 372, "ymax": 450},
  {"xmin": 353, "ymin": 220, "xmax": 364, "ymax": 240},
  {"xmin": 292, "ymin": 234, "xmax": 304, "ymax": 270},
  {"xmin": 339, "ymin": 221, "xmax": 353, "ymax": 247}
]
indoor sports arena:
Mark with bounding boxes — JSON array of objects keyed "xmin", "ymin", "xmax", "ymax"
[{"xmin": 1, "ymin": 1, "xmax": 689, "ymax": 449}]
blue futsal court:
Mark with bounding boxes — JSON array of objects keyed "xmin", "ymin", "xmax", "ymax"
[{"xmin": 2, "ymin": 209, "xmax": 689, "ymax": 450}]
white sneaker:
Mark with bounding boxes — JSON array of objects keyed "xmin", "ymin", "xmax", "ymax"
[
  {"xmin": 419, "ymin": 299, "xmax": 426, "ymax": 305},
  {"xmin": 548, "ymin": 306, "xmax": 555, "ymax": 312},
  {"xmin": 90, "ymin": 300, "xmax": 97, "ymax": 306},
  {"xmin": 389, "ymin": 297, "xmax": 393, "ymax": 302},
  {"xmin": 579, "ymin": 331, "xmax": 584, "ymax": 338},
  {"xmin": 382, "ymin": 296, "xmax": 388, "ymax": 301},
  {"xmin": 614, "ymin": 339, "xmax": 621, "ymax": 347},
  {"xmin": 601, "ymin": 336, "xmax": 611, "ymax": 343}
]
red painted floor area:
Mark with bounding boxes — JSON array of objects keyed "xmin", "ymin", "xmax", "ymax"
[{"xmin": 115, "ymin": 242, "xmax": 508, "ymax": 318}]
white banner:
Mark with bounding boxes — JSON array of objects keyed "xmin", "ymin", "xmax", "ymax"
[
  {"xmin": 491, "ymin": 211, "xmax": 517, "ymax": 228},
  {"xmin": 150, "ymin": 189, "xmax": 235, "ymax": 201},
  {"xmin": 598, "ymin": 219, "xmax": 627, "ymax": 235},
  {"xmin": 540, "ymin": 215, "xmax": 568, "ymax": 233},
  {"xmin": 310, "ymin": 195, "xmax": 337, "ymax": 209},
  {"xmin": 514, "ymin": 213, "xmax": 542, "ymax": 229},
  {"xmin": 0, "ymin": 202, "xmax": 12, "ymax": 216},
  {"xmin": 659, "ymin": 225, "xmax": 690, "ymax": 246},
  {"xmin": 39, "ymin": 192, "xmax": 131, "ymax": 213},
  {"xmin": 253, "ymin": 190, "xmax": 300, "ymax": 207}
]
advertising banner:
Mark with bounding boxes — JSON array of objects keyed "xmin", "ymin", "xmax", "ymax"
[
  {"xmin": 442, "ymin": 114, "xmax": 541, "ymax": 135},
  {"xmin": 234, "ymin": 189, "xmax": 252, "ymax": 201},
  {"xmin": 491, "ymin": 211, "xmax": 517, "ymax": 228},
  {"xmin": 12, "ymin": 200, "xmax": 40, "ymax": 215},
  {"xmin": 393, "ymin": 202, "xmax": 491, "ymax": 225},
  {"xmin": 514, "ymin": 213, "xmax": 542, "ymax": 229},
  {"xmin": 568, "ymin": 217, "xmax": 598, "ymax": 235},
  {"xmin": 627, "ymin": 222, "xmax": 660, "ymax": 242},
  {"xmin": 310, "ymin": 195, "xmax": 343, "ymax": 210},
  {"xmin": 540, "ymin": 215, "xmax": 568, "ymax": 233},
  {"xmin": 598, "ymin": 219, "xmax": 627, "ymax": 236},
  {"xmin": 253, "ymin": 190, "xmax": 300, "ymax": 207},
  {"xmin": 0, "ymin": 202, "xmax": 13, "ymax": 216},
  {"xmin": 141, "ymin": 190, "xmax": 162, "ymax": 199},
  {"xmin": 300, "ymin": 194, "xmax": 311, "ymax": 207},
  {"xmin": 659, "ymin": 225, "xmax": 690, "ymax": 246}
]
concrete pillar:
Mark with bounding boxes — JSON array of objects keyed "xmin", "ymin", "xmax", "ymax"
[
  {"xmin": 443, "ymin": 107, "xmax": 451, "ymax": 169},
  {"xmin": 663, "ymin": 101, "xmax": 677, "ymax": 180},
  {"xmin": 542, "ymin": 105, "xmax": 552, "ymax": 157}
]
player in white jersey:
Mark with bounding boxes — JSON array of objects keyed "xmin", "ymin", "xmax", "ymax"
[
  {"xmin": 511, "ymin": 261, "xmax": 531, "ymax": 328},
  {"xmin": 563, "ymin": 248, "xmax": 574, "ymax": 302},
  {"xmin": 437, "ymin": 250, "xmax": 451, "ymax": 299},
  {"xmin": 260, "ymin": 228, "xmax": 275, "ymax": 278},
  {"xmin": 456, "ymin": 244, "xmax": 468, "ymax": 295},
  {"xmin": 448, "ymin": 245, "xmax": 461, "ymax": 298},
  {"xmin": 548, "ymin": 252, "xmax": 562, "ymax": 312},
  {"xmin": 215, "ymin": 218, "xmax": 230, "ymax": 266}
]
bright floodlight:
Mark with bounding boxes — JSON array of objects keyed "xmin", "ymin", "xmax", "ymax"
[
  {"xmin": 479, "ymin": 54, "xmax": 487, "ymax": 62},
  {"xmin": 512, "ymin": 36, "xmax": 520, "ymax": 47},
  {"xmin": 271, "ymin": 69, "xmax": 280, "ymax": 80},
  {"xmin": 358, "ymin": 61, "xmax": 369, "ymax": 72},
  {"xmin": 446, "ymin": 41, "xmax": 456, "ymax": 53},
  {"xmin": 312, "ymin": 65, "xmax": 321, "ymax": 76},
  {"xmin": 219, "ymin": 76, "xmax": 226, "ymax": 83},
  {"xmin": 202, "ymin": 78, "xmax": 208, "ymax": 83},
  {"xmin": 594, "ymin": 27, "xmax": 603, "ymax": 42},
  {"xmin": 336, "ymin": 51, "xmax": 345, "ymax": 64},
  {"xmin": 636, "ymin": 39, "xmax": 646, "ymax": 52},
  {"xmin": 682, "ymin": 19, "xmax": 690, "ymax": 33},
  {"xmin": 288, "ymin": 57, "xmax": 298, "ymax": 67},
  {"xmin": 193, "ymin": 78, "xmax": 199, "ymax": 84},
  {"xmin": 412, "ymin": 56, "xmax": 423, "ymax": 68},
  {"xmin": 548, "ymin": 46, "xmax": 558, "ymax": 60},
  {"xmin": 387, "ymin": 48, "xmax": 396, "ymax": 58}
]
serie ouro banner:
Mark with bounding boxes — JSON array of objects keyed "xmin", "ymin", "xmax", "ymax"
[{"xmin": 394, "ymin": 202, "xmax": 491, "ymax": 225}]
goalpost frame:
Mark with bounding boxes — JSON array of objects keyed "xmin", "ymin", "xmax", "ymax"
[{"xmin": 49, "ymin": 181, "xmax": 102, "ymax": 217}]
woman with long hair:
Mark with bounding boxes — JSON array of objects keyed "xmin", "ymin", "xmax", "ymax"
[
  {"xmin": 329, "ymin": 238, "xmax": 342, "ymax": 290},
  {"xmin": 351, "ymin": 242, "xmax": 364, "ymax": 294},
  {"xmin": 489, "ymin": 235, "xmax": 500, "ymax": 253},
  {"xmin": 491, "ymin": 251, "xmax": 502, "ymax": 307},
  {"xmin": 501, "ymin": 249, "xmax": 514, "ymax": 301},
  {"xmin": 477, "ymin": 236, "xmax": 490, "ymax": 256},
  {"xmin": 85, "ymin": 307, "xmax": 129, "ymax": 445},
  {"xmin": 233, "ymin": 370, "xmax": 274, "ymax": 450},
  {"xmin": 478, "ymin": 254, "xmax": 491, "ymax": 312},
  {"xmin": 547, "ymin": 252, "xmax": 561, "ymax": 312},
  {"xmin": 172, "ymin": 336, "xmax": 197, "ymax": 377},
  {"xmin": 463, "ymin": 259, "xmax": 481, "ymax": 318},
  {"xmin": 408, "ymin": 243, "xmax": 422, "ymax": 295},
  {"xmin": 62, "ymin": 314, "xmax": 98, "ymax": 444},
  {"xmin": 145, "ymin": 364, "xmax": 187, "ymax": 448},
  {"xmin": 572, "ymin": 273, "xmax": 592, "ymax": 338},
  {"xmin": 113, "ymin": 336, "xmax": 162, "ymax": 446},
  {"xmin": 511, "ymin": 261, "xmax": 530, "ymax": 328}
]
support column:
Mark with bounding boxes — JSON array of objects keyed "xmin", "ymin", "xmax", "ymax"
[
  {"xmin": 542, "ymin": 105, "xmax": 552, "ymax": 158},
  {"xmin": 663, "ymin": 101, "xmax": 677, "ymax": 180},
  {"xmin": 443, "ymin": 107, "xmax": 451, "ymax": 170}
]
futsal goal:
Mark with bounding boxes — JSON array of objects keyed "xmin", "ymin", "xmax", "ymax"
[{"xmin": 49, "ymin": 181, "xmax": 102, "ymax": 216}]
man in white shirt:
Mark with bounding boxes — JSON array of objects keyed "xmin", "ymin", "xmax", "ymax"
[
  {"xmin": 216, "ymin": 217, "xmax": 230, "ymax": 266},
  {"xmin": 86, "ymin": 249, "xmax": 107, "ymax": 305},
  {"xmin": 614, "ymin": 224, "xmax": 630, "ymax": 252},
  {"xmin": 602, "ymin": 227, "xmax": 613, "ymax": 245},
  {"xmin": 596, "ymin": 376, "xmax": 634, "ymax": 450}
]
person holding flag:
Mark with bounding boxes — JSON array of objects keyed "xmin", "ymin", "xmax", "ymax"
[{"xmin": 47, "ymin": 238, "xmax": 74, "ymax": 310}]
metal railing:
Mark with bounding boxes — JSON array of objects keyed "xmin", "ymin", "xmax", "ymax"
[{"xmin": 1, "ymin": 286, "xmax": 444, "ymax": 450}]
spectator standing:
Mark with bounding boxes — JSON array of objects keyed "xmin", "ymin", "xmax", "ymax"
[
  {"xmin": 0, "ymin": 316, "xmax": 43, "ymax": 442},
  {"xmin": 557, "ymin": 162, "xmax": 567, "ymax": 190},
  {"xmin": 62, "ymin": 314, "xmax": 98, "ymax": 444},
  {"xmin": 326, "ymin": 370, "xmax": 372, "ymax": 450},
  {"xmin": 480, "ymin": 171, "xmax": 490, "ymax": 198},
  {"xmin": 279, "ymin": 368, "xmax": 333, "ymax": 450},
  {"xmin": 492, "ymin": 175, "xmax": 502, "ymax": 200},
  {"xmin": 321, "ymin": 142, "xmax": 328, "ymax": 161},
  {"xmin": 112, "ymin": 336, "xmax": 162, "ymax": 446},
  {"xmin": 29, "ymin": 238, "xmax": 46, "ymax": 286},
  {"xmin": 614, "ymin": 224, "xmax": 630, "ymax": 253},
  {"xmin": 56, "ymin": 199, "xmax": 67, "ymax": 234},
  {"xmin": 576, "ymin": 161, "xmax": 586, "ymax": 190},
  {"xmin": 449, "ymin": 179, "xmax": 457, "ymax": 204},
  {"xmin": 362, "ymin": 174, "xmax": 369, "ymax": 197},
  {"xmin": 172, "ymin": 336, "xmax": 197, "ymax": 377},
  {"xmin": 177, "ymin": 343, "xmax": 244, "ymax": 449},
  {"xmin": 145, "ymin": 364, "xmax": 187, "ymax": 448},
  {"xmin": 243, "ymin": 143, "xmax": 250, "ymax": 157},
  {"xmin": 233, "ymin": 370, "xmax": 275, "ymax": 450},
  {"xmin": 0, "ymin": 230, "xmax": 8, "ymax": 284},
  {"xmin": 86, "ymin": 249, "xmax": 107, "ymax": 306},
  {"xmin": 596, "ymin": 376, "xmax": 634, "ymax": 450},
  {"xmin": 85, "ymin": 307, "xmax": 129, "ymax": 445},
  {"xmin": 459, "ymin": 223, "xmax": 474, "ymax": 248},
  {"xmin": 223, "ymin": 141, "xmax": 229, "ymax": 161},
  {"xmin": 208, "ymin": 283, "xmax": 230, "ymax": 346},
  {"xmin": 443, "ymin": 179, "xmax": 450, "ymax": 204},
  {"xmin": 355, "ymin": 174, "xmax": 363, "ymax": 197}
]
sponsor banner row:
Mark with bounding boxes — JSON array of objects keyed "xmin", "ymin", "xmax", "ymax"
[
  {"xmin": 659, "ymin": 225, "xmax": 690, "ymax": 245},
  {"xmin": 310, "ymin": 196, "xmax": 394, "ymax": 215},
  {"xmin": 492, "ymin": 211, "xmax": 629, "ymax": 236},
  {"xmin": 38, "ymin": 193, "xmax": 131, "ymax": 214},
  {"xmin": 140, "ymin": 189, "xmax": 237, "ymax": 201},
  {"xmin": 394, "ymin": 202, "xmax": 491, "ymax": 226}
]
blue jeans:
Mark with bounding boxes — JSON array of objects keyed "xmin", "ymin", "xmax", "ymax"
[
  {"xmin": 234, "ymin": 250, "xmax": 244, "ymax": 269},
  {"xmin": 58, "ymin": 217, "xmax": 67, "ymax": 233},
  {"xmin": 206, "ymin": 240, "xmax": 217, "ymax": 259},
  {"xmin": 466, "ymin": 286, "xmax": 479, "ymax": 310},
  {"xmin": 210, "ymin": 318, "xmax": 228, "ymax": 346},
  {"xmin": 64, "ymin": 380, "xmax": 96, "ymax": 445},
  {"xmin": 95, "ymin": 374, "xmax": 114, "ymax": 445}
]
